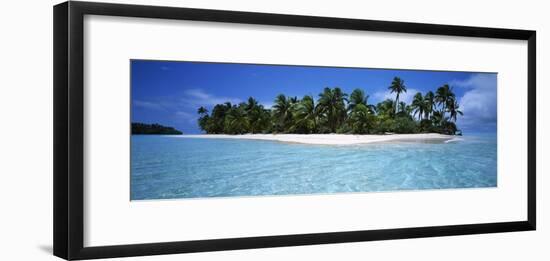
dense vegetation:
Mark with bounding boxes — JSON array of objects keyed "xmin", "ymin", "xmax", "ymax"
[
  {"xmin": 132, "ymin": 122, "xmax": 183, "ymax": 135},
  {"xmin": 197, "ymin": 77, "xmax": 463, "ymax": 135}
]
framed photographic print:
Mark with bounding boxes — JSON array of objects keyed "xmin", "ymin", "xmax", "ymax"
[{"xmin": 54, "ymin": 1, "xmax": 536, "ymax": 260}]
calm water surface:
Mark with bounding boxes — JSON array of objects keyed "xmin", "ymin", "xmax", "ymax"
[{"xmin": 131, "ymin": 134, "xmax": 497, "ymax": 200}]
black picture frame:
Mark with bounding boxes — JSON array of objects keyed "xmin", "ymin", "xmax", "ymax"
[{"xmin": 53, "ymin": 1, "xmax": 536, "ymax": 260}]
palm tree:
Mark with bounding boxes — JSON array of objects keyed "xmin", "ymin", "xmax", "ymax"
[
  {"xmin": 272, "ymin": 94, "xmax": 293, "ymax": 132},
  {"xmin": 197, "ymin": 106, "xmax": 208, "ymax": 116},
  {"xmin": 244, "ymin": 97, "xmax": 268, "ymax": 133},
  {"xmin": 431, "ymin": 110, "xmax": 444, "ymax": 128},
  {"xmin": 424, "ymin": 91, "xmax": 435, "ymax": 119},
  {"xmin": 332, "ymin": 87, "xmax": 348, "ymax": 121},
  {"xmin": 254, "ymin": 108, "xmax": 272, "ymax": 133},
  {"xmin": 317, "ymin": 87, "xmax": 348, "ymax": 133},
  {"xmin": 348, "ymin": 103, "xmax": 373, "ymax": 134},
  {"xmin": 376, "ymin": 99, "xmax": 395, "ymax": 118},
  {"xmin": 348, "ymin": 88, "xmax": 376, "ymax": 113},
  {"xmin": 208, "ymin": 102, "xmax": 232, "ymax": 133},
  {"xmin": 447, "ymin": 98, "xmax": 463, "ymax": 123},
  {"xmin": 244, "ymin": 97, "xmax": 258, "ymax": 111},
  {"xmin": 397, "ymin": 101, "xmax": 411, "ymax": 117},
  {"xmin": 292, "ymin": 95, "xmax": 317, "ymax": 133},
  {"xmin": 289, "ymin": 96, "xmax": 299, "ymax": 104},
  {"xmin": 435, "ymin": 84, "xmax": 455, "ymax": 118},
  {"xmin": 388, "ymin": 77, "xmax": 407, "ymax": 117},
  {"xmin": 411, "ymin": 92, "xmax": 427, "ymax": 120},
  {"xmin": 224, "ymin": 104, "xmax": 249, "ymax": 134},
  {"xmin": 196, "ymin": 106, "xmax": 210, "ymax": 133},
  {"xmin": 348, "ymin": 89, "xmax": 365, "ymax": 111},
  {"xmin": 398, "ymin": 101, "xmax": 405, "ymax": 113}
]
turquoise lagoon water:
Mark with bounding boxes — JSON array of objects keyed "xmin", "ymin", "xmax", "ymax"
[{"xmin": 131, "ymin": 134, "xmax": 497, "ymax": 200}]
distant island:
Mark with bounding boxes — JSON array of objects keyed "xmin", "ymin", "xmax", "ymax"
[{"xmin": 132, "ymin": 122, "xmax": 182, "ymax": 135}]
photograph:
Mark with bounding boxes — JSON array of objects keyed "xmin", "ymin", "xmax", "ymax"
[{"xmin": 130, "ymin": 60, "xmax": 497, "ymax": 200}]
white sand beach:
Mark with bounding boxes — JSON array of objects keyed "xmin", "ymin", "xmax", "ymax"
[{"xmin": 176, "ymin": 133, "xmax": 457, "ymax": 145}]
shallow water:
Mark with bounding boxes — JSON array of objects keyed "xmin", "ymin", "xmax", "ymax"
[{"xmin": 130, "ymin": 133, "xmax": 497, "ymax": 200}]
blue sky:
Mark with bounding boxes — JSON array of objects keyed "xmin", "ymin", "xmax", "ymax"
[{"xmin": 131, "ymin": 60, "xmax": 497, "ymax": 134}]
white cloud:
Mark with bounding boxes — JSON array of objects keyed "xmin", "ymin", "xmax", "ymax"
[
  {"xmin": 178, "ymin": 88, "xmax": 243, "ymax": 124},
  {"xmin": 134, "ymin": 89, "xmax": 242, "ymax": 126},
  {"xmin": 450, "ymin": 73, "xmax": 496, "ymax": 91},
  {"xmin": 182, "ymin": 88, "xmax": 242, "ymax": 107},
  {"xmin": 133, "ymin": 100, "xmax": 163, "ymax": 110},
  {"xmin": 454, "ymin": 74, "xmax": 497, "ymax": 131},
  {"xmin": 175, "ymin": 111, "xmax": 193, "ymax": 118},
  {"xmin": 176, "ymin": 111, "xmax": 198, "ymax": 124},
  {"xmin": 260, "ymin": 101, "xmax": 274, "ymax": 109}
]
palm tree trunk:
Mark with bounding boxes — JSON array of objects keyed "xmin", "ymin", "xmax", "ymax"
[{"xmin": 394, "ymin": 94, "xmax": 399, "ymax": 118}]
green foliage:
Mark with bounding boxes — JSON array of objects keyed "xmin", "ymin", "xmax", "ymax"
[
  {"xmin": 244, "ymin": 97, "xmax": 271, "ymax": 133},
  {"xmin": 291, "ymin": 95, "xmax": 318, "ymax": 133},
  {"xmin": 411, "ymin": 92, "xmax": 427, "ymax": 120},
  {"xmin": 447, "ymin": 99, "xmax": 463, "ymax": 123},
  {"xmin": 372, "ymin": 116, "xmax": 394, "ymax": 134},
  {"xmin": 424, "ymin": 91, "xmax": 435, "ymax": 118},
  {"xmin": 223, "ymin": 103, "xmax": 250, "ymax": 134},
  {"xmin": 419, "ymin": 119, "xmax": 434, "ymax": 132},
  {"xmin": 197, "ymin": 106, "xmax": 210, "ymax": 132},
  {"xmin": 317, "ymin": 87, "xmax": 348, "ymax": 133},
  {"xmin": 348, "ymin": 104, "xmax": 375, "ymax": 134},
  {"xmin": 440, "ymin": 121, "xmax": 458, "ymax": 135},
  {"xmin": 195, "ymin": 77, "xmax": 463, "ymax": 135},
  {"xmin": 435, "ymin": 84, "xmax": 456, "ymax": 119},
  {"xmin": 204, "ymin": 102, "xmax": 232, "ymax": 134},
  {"xmin": 392, "ymin": 116, "xmax": 418, "ymax": 134},
  {"xmin": 376, "ymin": 99, "xmax": 395, "ymax": 118},
  {"xmin": 272, "ymin": 94, "xmax": 294, "ymax": 132}
]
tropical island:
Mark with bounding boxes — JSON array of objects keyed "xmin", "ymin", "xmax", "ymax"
[
  {"xmin": 195, "ymin": 77, "xmax": 463, "ymax": 138},
  {"xmin": 131, "ymin": 122, "xmax": 183, "ymax": 135}
]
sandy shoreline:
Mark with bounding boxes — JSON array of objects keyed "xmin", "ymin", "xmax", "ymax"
[{"xmin": 174, "ymin": 133, "xmax": 458, "ymax": 145}]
